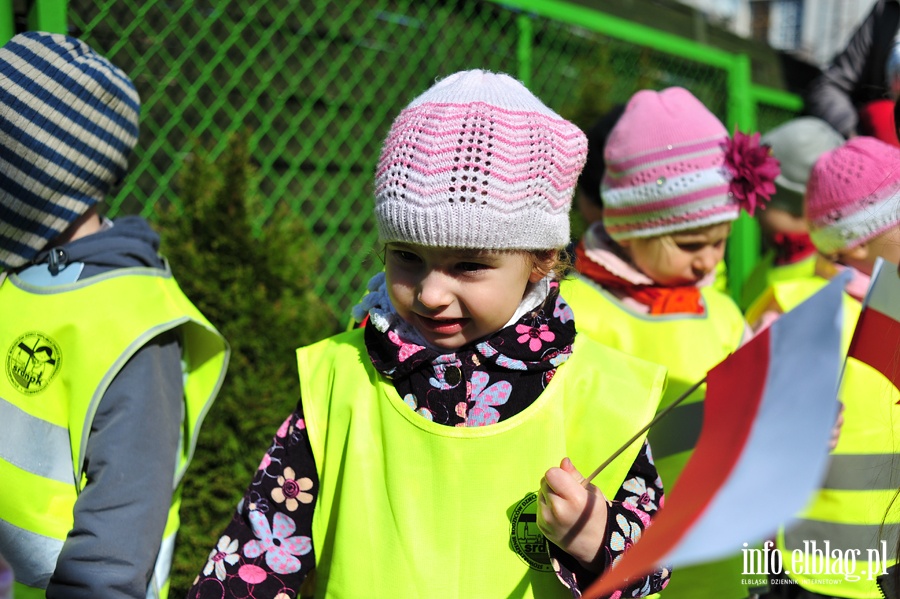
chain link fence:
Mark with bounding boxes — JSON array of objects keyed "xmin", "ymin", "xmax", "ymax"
[{"xmin": 55, "ymin": 0, "xmax": 799, "ymax": 319}]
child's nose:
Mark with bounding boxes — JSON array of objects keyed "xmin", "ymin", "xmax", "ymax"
[
  {"xmin": 416, "ymin": 271, "xmax": 452, "ymax": 310},
  {"xmin": 693, "ymin": 248, "xmax": 718, "ymax": 276}
]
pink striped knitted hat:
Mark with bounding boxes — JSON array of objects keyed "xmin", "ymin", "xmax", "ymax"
[
  {"xmin": 806, "ymin": 136, "xmax": 900, "ymax": 255},
  {"xmin": 601, "ymin": 87, "xmax": 777, "ymax": 241},
  {"xmin": 374, "ymin": 70, "xmax": 587, "ymax": 250}
]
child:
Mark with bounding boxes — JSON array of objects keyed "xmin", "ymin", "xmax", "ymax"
[
  {"xmin": 0, "ymin": 32, "xmax": 229, "ymax": 598},
  {"xmin": 739, "ymin": 117, "xmax": 845, "ymax": 311},
  {"xmin": 559, "ymin": 87, "xmax": 777, "ymax": 599},
  {"xmin": 188, "ymin": 70, "xmax": 670, "ymax": 598},
  {"xmin": 748, "ymin": 136, "xmax": 900, "ymax": 599}
]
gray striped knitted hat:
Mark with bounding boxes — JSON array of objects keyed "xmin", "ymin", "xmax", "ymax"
[{"xmin": 0, "ymin": 31, "xmax": 140, "ymax": 270}]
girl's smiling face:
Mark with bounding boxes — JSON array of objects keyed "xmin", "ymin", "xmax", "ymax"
[{"xmin": 385, "ymin": 243, "xmax": 549, "ymax": 350}]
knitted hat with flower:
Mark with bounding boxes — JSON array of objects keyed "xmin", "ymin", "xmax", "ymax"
[
  {"xmin": 374, "ymin": 70, "xmax": 587, "ymax": 250},
  {"xmin": 600, "ymin": 87, "xmax": 779, "ymax": 241},
  {"xmin": 806, "ymin": 136, "xmax": 900, "ymax": 255}
]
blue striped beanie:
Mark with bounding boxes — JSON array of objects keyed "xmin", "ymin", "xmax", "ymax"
[{"xmin": 0, "ymin": 31, "xmax": 140, "ymax": 270}]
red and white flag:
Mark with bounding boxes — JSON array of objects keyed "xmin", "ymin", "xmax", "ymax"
[
  {"xmin": 584, "ymin": 273, "xmax": 847, "ymax": 598},
  {"xmin": 847, "ymin": 258, "xmax": 900, "ymax": 393}
]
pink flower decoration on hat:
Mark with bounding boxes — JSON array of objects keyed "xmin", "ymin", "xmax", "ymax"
[{"xmin": 723, "ymin": 130, "xmax": 779, "ymax": 216}]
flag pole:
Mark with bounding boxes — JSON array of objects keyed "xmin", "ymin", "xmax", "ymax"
[{"xmin": 583, "ymin": 375, "xmax": 707, "ymax": 487}]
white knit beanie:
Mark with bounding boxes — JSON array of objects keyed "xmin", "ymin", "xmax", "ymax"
[{"xmin": 374, "ymin": 70, "xmax": 587, "ymax": 250}]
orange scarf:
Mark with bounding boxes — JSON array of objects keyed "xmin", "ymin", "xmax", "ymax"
[{"xmin": 574, "ymin": 241, "xmax": 705, "ymax": 315}]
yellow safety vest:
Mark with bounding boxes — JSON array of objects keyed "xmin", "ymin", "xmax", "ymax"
[
  {"xmin": 739, "ymin": 250, "xmax": 817, "ymax": 311},
  {"xmin": 298, "ymin": 329, "xmax": 666, "ymax": 599},
  {"xmin": 754, "ymin": 277, "xmax": 900, "ymax": 598},
  {"xmin": 559, "ymin": 275, "xmax": 748, "ymax": 599},
  {"xmin": 0, "ymin": 266, "xmax": 229, "ymax": 599}
]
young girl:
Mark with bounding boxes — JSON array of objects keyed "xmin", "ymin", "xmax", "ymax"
[
  {"xmin": 559, "ymin": 87, "xmax": 777, "ymax": 599},
  {"xmin": 739, "ymin": 117, "xmax": 845, "ymax": 311},
  {"xmin": 747, "ymin": 136, "xmax": 900, "ymax": 599},
  {"xmin": 188, "ymin": 70, "xmax": 671, "ymax": 599}
]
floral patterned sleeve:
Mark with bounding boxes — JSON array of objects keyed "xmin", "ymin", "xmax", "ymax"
[
  {"xmin": 550, "ymin": 440, "xmax": 671, "ymax": 598},
  {"xmin": 187, "ymin": 402, "xmax": 318, "ymax": 599}
]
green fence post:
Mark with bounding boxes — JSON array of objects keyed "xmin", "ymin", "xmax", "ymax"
[
  {"xmin": 28, "ymin": 0, "xmax": 67, "ymax": 33},
  {"xmin": 517, "ymin": 13, "xmax": 533, "ymax": 87},
  {"xmin": 0, "ymin": 0, "xmax": 14, "ymax": 44},
  {"xmin": 498, "ymin": 0, "xmax": 736, "ymax": 70},
  {"xmin": 726, "ymin": 52, "xmax": 760, "ymax": 304},
  {"xmin": 751, "ymin": 85, "xmax": 804, "ymax": 114}
]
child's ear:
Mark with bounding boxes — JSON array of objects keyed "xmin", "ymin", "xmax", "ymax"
[
  {"xmin": 529, "ymin": 250, "xmax": 558, "ymax": 283},
  {"xmin": 838, "ymin": 243, "xmax": 870, "ymax": 262},
  {"xmin": 528, "ymin": 268, "xmax": 546, "ymax": 283}
]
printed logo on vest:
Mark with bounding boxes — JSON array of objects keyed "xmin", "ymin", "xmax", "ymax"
[
  {"xmin": 6, "ymin": 332, "xmax": 62, "ymax": 394},
  {"xmin": 510, "ymin": 491, "xmax": 553, "ymax": 572}
]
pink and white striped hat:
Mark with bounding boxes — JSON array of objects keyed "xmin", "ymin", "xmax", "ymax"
[
  {"xmin": 601, "ymin": 87, "xmax": 776, "ymax": 241},
  {"xmin": 374, "ymin": 70, "xmax": 587, "ymax": 250}
]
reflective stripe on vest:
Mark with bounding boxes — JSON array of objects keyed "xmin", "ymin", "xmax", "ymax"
[
  {"xmin": 784, "ymin": 521, "xmax": 900, "ymax": 558},
  {"xmin": 0, "ymin": 396, "xmax": 71, "ymax": 484},
  {"xmin": 778, "ymin": 359, "xmax": 900, "ymax": 597},
  {"xmin": 299, "ymin": 330, "xmax": 666, "ymax": 599},
  {"xmin": 766, "ymin": 276, "xmax": 900, "ymax": 597},
  {"xmin": 0, "ymin": 518, "xmax": 62, "ymax": 588},
  {"xmin": 559, "ymin": 275, "xmax": 748, "ymax": 599},
  {"xmin": 0, "ymin": 267, "xmax": 228, "ymax": 597},
  {"xmin": 148, "ymin": 529, "xmax": 177, "ymax": 599},
  {"xmin": 821, "ymin": 454, "xmax": 900, "ymax": 491}
]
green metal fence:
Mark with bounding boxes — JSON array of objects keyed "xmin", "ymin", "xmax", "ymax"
[{"xmin": 4, "ymin": 0, "xmax": 802, "ymax": 316}]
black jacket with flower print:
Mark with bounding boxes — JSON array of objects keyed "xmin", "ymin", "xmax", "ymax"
[{"xmin": 186, "ymin": 284, "xmax": 669, "ymax": 599}]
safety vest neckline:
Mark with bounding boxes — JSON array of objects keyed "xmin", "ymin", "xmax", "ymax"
[
  {"xmin": 8, "ymin": 263, "xmax": 175, "ymax": 295},
  {"xmin": 374, "ymin": 352, "xmax": 569, "ymax": 440},
  {"xmin": 568, "ymin": 273, "xmax": 716, "ymax": 321},
  {"xmin": 2, "ymin": 269, "xmax": 228, "ymax": 482},
  {"xmin": 0, "ymin": 270, "xmax": 228, "ymax": 596},
  {"xmin": 298, "ymin": 330, "xmax": 665, "ymax": 598}
]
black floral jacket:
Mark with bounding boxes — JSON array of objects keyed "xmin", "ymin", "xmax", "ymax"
[{"xmin": 187, "ymin": 284, "xmax": 670, "ymax": 598}]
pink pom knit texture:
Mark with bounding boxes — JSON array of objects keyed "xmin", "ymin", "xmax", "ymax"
[
  {"xmin": 806, "ymin": 136, "xmax": 900, "ymax": 254},
  {"xmin": 374, "ymin": 70, "xmax": 587, "ymax": 250}
]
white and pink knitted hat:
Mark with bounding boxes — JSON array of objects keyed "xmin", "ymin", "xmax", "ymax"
[
  {"xmin": 374, "ymin": 70, "xmax": 587, "ymax": 250},
  {"xmin": 806, "ymin": 136, "xmax": 900, "ymax": 255},
  {"xmin": 601, "ymin": 87, "xmax": 778, "ymax": 241}
]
